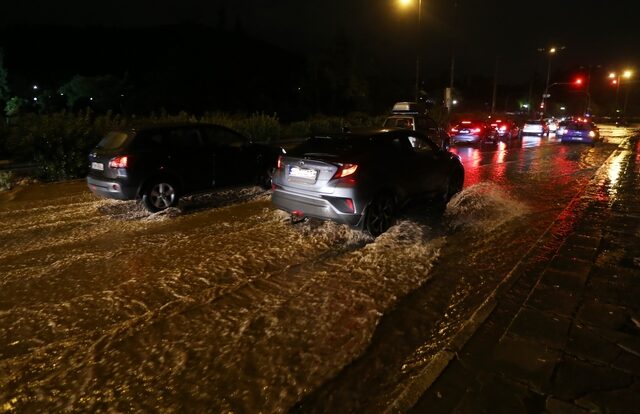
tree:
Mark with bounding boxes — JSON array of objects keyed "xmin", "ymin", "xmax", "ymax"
[
  {"xmin": 0, "ymin": 48, "xmax": 9, "ymax": 103},
  {"xmin": 58, "ymin": 74, "xmax": 125, "ymax": 111}
]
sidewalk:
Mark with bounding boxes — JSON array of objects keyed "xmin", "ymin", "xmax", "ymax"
[{"xmin": 411, "ymin": 137, "xmax": 640, "ymax": 413}]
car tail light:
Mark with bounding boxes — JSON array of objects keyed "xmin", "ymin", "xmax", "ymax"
[
  {"xmin": 277, "ymin": 155, "xmax": 284, "ymax": 170},
  {"xmin": 109, "ymin": 156, "xmax": 128, "ymax": 169},
  {"xmin": 500, "ymin": 126, "xmax": 507, "ymax": 131},
  {"xmin": 461, "ymin": 121, "xmax": 471, "ymax": 124},
  {"xmin": 333, "ymin": 163, "xmax": 358, "ymax": 179},
  {"xmin": 472, "ymin": 128, "xmax": 481, "ymax": 134},
  {"xmin": 450, "ymin": 128, "xmax": 458, "ymax": 133},
  {"xmin": 589, "ymin": 130, "xmax": 596, "ymax": 137}
]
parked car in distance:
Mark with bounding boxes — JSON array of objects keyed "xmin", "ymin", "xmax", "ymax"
[
  {"xmin": 87, "ymin": 123, "xmax": 284, "ymax": 212},
  {"xmin": 521, "ymin": 120, "xmax": 549, "ymax": 137},
  {"xmin": 490, "ymin": 119, "xmax": 521, "ymax": 141},
  {"xmin": 449, "ymin": 120, "xmax": 496, "ymax": 145},
  {"xmin": 557, "ymin": 120, "xmax": 601, "ymax": 144},
  {"xmin": 545, "ymin": 118, "xmax": 559, "ymax": 133},
  {"xmin": 383, "ymin": 101, "xmax": 451, "ymax": 150},
  {"xmin": 271, "ymin": 129, "xmax": 464, "ymax": 236}
]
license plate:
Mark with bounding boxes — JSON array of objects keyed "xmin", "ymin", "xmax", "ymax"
[
  {"xmin": 289, "ymin": 166, "xmax": 317, "ymax": 180},
  {"xmin": 91, "ymin": 162, "xmax": 104, "ymax": 171}
]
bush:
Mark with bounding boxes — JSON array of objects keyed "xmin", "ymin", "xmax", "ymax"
[{"xmin": 0, "ymin": 170, "xmax": 12, "ymax": 191}]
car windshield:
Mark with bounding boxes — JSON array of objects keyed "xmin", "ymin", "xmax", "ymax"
[{"xmin": 96, "ymin": 131, "xmax": 130, "ymax": 150}]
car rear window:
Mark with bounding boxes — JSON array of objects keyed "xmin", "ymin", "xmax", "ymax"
[
  {"xmin": 96, "ymin": 131, "xmax": 130, "ymax": 150},
  {"xmin": 291, "ymin": 134, "xmax": 416, "ymax": 159},
  {"xmin": 384, "ymin": 117, "xmax": 414, "ymax": 129},
  {"xmin": 525, "ymin": 120, "xmax": 543, "ymax": 125},
  {"xmin": 566, "ymin": 122, "xmax": 592, "ymax": 130}
]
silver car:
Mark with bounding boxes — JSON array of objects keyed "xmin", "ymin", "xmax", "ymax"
[{"xmin": 271, "ymin": 129, "xmax": 464, "ymax": 235}]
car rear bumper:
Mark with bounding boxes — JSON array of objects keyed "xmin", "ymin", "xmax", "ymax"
[
  {"xmin": 87, "ymin": 176, "xmax": 138, "ymax": 200},
  {"xmin": 451, "ymin": 134, "xmax": 481, "ymax": 143},
  {"xmin": 560, "ymin": 135, "xmax": 594, "ymax": 143},
  {"xmin": 271, "ymin": 188, "xmax": 363, "ymax": 226},
  {"xmin": 522, "ymin": 129, "xmax": 544, "ymax": 136}
]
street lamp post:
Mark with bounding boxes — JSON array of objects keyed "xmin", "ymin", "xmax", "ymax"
[
  {"xmin": 398, "ymin": 0, "xmax": 423, "ymax": 101},
  {"xmin": 609, "ymin": 70, "xmax": 633, "ymax": 115},
  {"xmin": 538, "ymin": 46, "xmax": 562, "ymax": 116}
]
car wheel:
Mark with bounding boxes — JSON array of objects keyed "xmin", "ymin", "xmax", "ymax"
[
  {"xmin": 142, "ymin": 180, "xmax": 179, "ymax": 212},
  {"xmin": 364, "ymin": 194, "xmax": 395, "ymax": 237}
]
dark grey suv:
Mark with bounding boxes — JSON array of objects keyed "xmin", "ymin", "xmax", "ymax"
[
  {"xmin": 87, "ymin": 123, "xmax": 283, "ymax": 211},
  {"xmin": 271, "ymin": 129, "xmax": 464, "ymax": 236}
]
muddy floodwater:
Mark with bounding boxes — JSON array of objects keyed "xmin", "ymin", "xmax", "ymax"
[{"xmin": 0, "ymin": 127, "xmax": 634, "ymax": 412}]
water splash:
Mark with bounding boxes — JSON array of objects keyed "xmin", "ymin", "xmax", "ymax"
[{"xmin": 445, "ymin": 182, "xmax": 530, "ymax": 232}]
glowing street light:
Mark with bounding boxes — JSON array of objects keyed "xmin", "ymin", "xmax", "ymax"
[{"xmin": 609, "ymin": 69, "xmax": 634, "ymax": 114}]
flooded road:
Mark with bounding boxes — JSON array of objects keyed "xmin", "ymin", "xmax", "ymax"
[{"xmin": 0, "ymin": 127, "xmax": 634, "ymax": 412}]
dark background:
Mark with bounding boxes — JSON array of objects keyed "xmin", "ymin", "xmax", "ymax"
[{"xmin": 1, "ymin": 0, "xmax": 638, "ymax": 117}]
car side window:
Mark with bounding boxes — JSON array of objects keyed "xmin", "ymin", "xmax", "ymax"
[
  {"xmin": 131, "ymin": 131, "xmax": 166, "ymax": 151},
  {"xmin": 167, "ymin": 128, "xmax": 203, "ymax": 150},
  {"xmin": 202, "ymin": 126, "xmax": 246, "ymax": 148}
]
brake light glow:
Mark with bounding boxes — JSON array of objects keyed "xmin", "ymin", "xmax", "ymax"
[
  {"xmin": 461, "ymin": 121, "xmax": 471, "ymax": 124},
  {"xmin": 450, "ymin": 128, "xmax": 459, "ymax": 133},
  {"xmin": 472, "ymin": 128, "xmax": 481, "ymax": 134},
  {"xmin": 500, "ymin": 126, "xmax": 507, "ymax": 131},
  {"xmin": 109, "ymin": 156, "xmax": 128, "ymax": 169},
  {"xmin": 333, "ymin": 163, "xmax": 358, "ymax": 179}
]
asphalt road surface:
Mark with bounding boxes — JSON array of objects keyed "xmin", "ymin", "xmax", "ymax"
[{"xmin": 0, "ymin": 126, "xmax": 635, "ymax": 412}]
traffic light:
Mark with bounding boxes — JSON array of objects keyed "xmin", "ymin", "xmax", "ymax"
[{"xmin": 574, "ymin": 77, "xmax": 584, "ymax": 86}]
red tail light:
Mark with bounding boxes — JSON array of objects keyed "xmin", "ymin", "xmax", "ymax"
[
  {"xmin": 500, "ymin": 126, "xmax": 507, "ymax": 131},
  {"xmin": 450, "ymin": 128, "xmax": 459, "ymax": 133},
  {"xmin": 277, "ymin": 155, "xmax": 284, "ymax": 170},
  {"xmin": 472, "ymin": 128, "xmax": 481, "ymax": 134},
  {"xmin": 109, "ymin": 155, "xmax": 128, "ymax": 169},
  {"xmin": 333, "ymin": 163, "xmax": 358, "ymax": 179}
]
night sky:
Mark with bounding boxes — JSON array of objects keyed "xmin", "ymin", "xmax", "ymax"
[{"xmin": 3, "ymin": 0, "xmax": 637, "ymax": 82}]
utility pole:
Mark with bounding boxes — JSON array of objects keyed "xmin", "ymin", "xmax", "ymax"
[{"xmin": 491, "ymin": 56, "xmax": 499, "ymax": 114}]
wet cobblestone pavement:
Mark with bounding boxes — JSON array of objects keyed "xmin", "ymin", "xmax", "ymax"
[{"xmin": 412, "ymin": 136, "xmax": 640, "ymax": 413}]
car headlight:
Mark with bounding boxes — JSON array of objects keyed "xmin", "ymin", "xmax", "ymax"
[{"xmin": 589, "ymin": 130, "xmax": 596, "ymax": 138}]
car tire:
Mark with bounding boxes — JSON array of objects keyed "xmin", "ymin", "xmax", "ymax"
[
  {"xmin": 142, "ymin": 179, "xmax": 179, "ymax": 212},
  {"xmin": 364, "ymin": 194, "xmax": 396, "ymax": 237}
]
